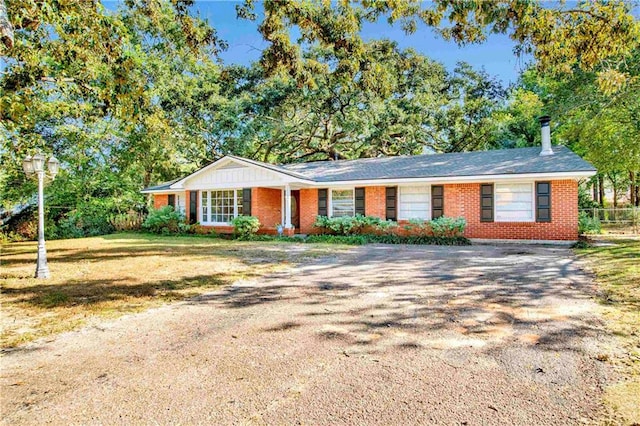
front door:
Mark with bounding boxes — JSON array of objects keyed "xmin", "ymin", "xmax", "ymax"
[{"xmin": 291, "ymin": 190, "xmax": 300, "ymax": 229}]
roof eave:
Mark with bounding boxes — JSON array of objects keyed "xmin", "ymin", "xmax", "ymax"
[{"xmin": 304, "ymin": 170, "xmax": 598, "ymax": 186}]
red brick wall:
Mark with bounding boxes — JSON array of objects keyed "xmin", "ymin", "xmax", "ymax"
[
  {"xmin": 157, "ymin": 180, "xmax": 579, "ymax": 240},
  {"xmin": 252, "ymin": 187, "xmax": 282, "ymax": 231},
  {"xmin": 184, "ymin": 191, "xmax": 194, "ymax": 222},
  {"xmin": 300, "ymin": 188, "xmax": 319, "ymax": 234},
  {"xmin": 443, "ymin": 180, "xmax": 578, "ymax": 240},
  {"xmin": 365, "ymin": 186, "xmax": 386, "ymax": 218},
  {"xmin": 153, "ymin": 194, "xmax": 168, "ymax": 209}
]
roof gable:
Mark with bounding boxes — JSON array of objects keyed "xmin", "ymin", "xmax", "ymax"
[{"xmin": 169, "ymin": 156, "xmax": 311, "ymax": 190}]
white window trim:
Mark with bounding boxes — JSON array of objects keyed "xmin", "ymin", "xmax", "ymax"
[
  {"xmin": 494, "ymin": 181, "xmax": 535, "ymax": 223},
  {"xmin": 398, "ymin": 185, "xmax": 432, "ymax": 221},
  {"xmin": 328, "ymin": 188, "xmax": 355, "ymax": 218},
  {"xmin": 199, "ymin": 189, "xmax": 243, "ymax": 226}
]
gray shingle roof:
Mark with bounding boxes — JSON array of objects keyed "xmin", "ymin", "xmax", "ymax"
[
  {"xmin": 279, "ymin": 146, "xmax": 596, "ymax": 182},
  {"xmin": 142, "ymin": 146, "xmax": 596, "ymax": 191},
  {"xmin": 140, "ymin": 178, "xmax": 181, "ymax": 192}
]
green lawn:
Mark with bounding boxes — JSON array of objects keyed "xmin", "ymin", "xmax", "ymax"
[
  {"xmin": 0, "ymin": 233, "xmax": 347, "ymax": 348},
  {"xmin": 576, "ymin": 239, "xmax": 640, "ymax": 424}
]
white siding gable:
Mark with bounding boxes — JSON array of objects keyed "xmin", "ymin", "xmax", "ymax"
[{"xmin": 182, "ymin": 160, "xmax": 288, "ymax": 189}]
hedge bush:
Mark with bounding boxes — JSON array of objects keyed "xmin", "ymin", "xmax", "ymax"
[
  {"xmin": 142, "ymin": 206, "xmax": 187, "ymax": 234},
  {"xmin": 305, "ymin": 234, "xmax": 470, "ymax": 245},
  {"xmin": 578, "ymin": 211, "xmax": 602, "ymax": 234},
  {"xmin": 313, "ymin": 215, "xmax": 397, "ymax": 235},
  {"xmin": 230, "ymin": 215, "xmax": 261, "ymax": 238}
]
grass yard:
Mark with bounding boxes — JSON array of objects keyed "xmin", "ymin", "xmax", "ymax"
[
  {"xmin": 576, "ymin": 238, "xmax": 640, "ymax": 424},
  {"xmin": 0, "ymin": 233, "xmax": 345, "ymax": 349}
]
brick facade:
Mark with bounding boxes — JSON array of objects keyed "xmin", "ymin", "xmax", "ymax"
[
  {"xmin": 442, "ymin": 180, "xmax": 578, "ymax": 240},
  {"xmin": 365, "ymin": 186, "xmax": 386, "ymax": 218},
  {"xmin": 299, "ymin": 188, "xmax": 319, "ymax": 234},
  {"xmin": 153, "ymin": 194, "xmax": 169, "ymax": 210},
  {"xmin": 153, "ymin": 179, "xmax": 579, "ymax": 240},
  {"xmin": 154, "ymin": 189, "xmax": 282, "ymax": 234},
  {"xmin": 251, "ymin": 187, "xmax": 282, "ymax": 233}
]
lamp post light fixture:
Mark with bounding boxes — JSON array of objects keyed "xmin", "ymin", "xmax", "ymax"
[{"xmin": 22, "ymin": 152, "xmax": 59, "ymax": 279}]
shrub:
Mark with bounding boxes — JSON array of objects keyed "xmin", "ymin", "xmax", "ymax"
[
  {"xmin": 142, "ymin": 206, "xmax": 185, "ymax": 234},
  {"xmin": 190, "ymin": 223, "xmax": 216, "ymax": 236},
  {"xmin": 303, "ymin": 234, "xmax": 470, "ymax": 246},
  {"xmin": 313, "ymin": 215, "xmax": 397, "ymax": 235},
  {"xmin": 404, "ymin": 218, "xmax": 431, "ymax": 236},
  {"xmin": 230, "ymin": 215, "xmax": 261, "ymax": 238},
  {"xmin": 578, "ymin": 211, "xmax": 602, "ymax": 234},
  {"xmin": 429, "ymin": 216, "xmax": 466, "ymax": 238},
  {"xmin": 109, "ymin": 211, "xmax": 145, "ymax": 232},
  {"xmin": 305, "ymin": 234, "xmax": 369, "ymax": 245}
]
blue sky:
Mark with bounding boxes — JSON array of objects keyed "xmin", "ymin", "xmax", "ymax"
[{"xmin": 191, "ymin": 1, "xmax": 530, "ymax": 86}]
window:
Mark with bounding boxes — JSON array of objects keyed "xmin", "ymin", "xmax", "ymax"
[
  {"xmin": 495, "ymin": 183, "xmax": 534, "ymax": 222},
  {"xmin": 331, "ymin": 189, "xmax": 354, "ymax": 217},
  {"xmin": 200, "ymin": 190, "xmax": 243, "ymax": 224},
  {"xmin": 175, "ymin": 195, "xmax": 186, "ymax": 215},
  {"xmin": 399, "ymin": 186, "xmax": 430, "ymax": 220}
]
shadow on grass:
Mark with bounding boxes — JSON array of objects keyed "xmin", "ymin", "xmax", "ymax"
[{"xmin": 1, "ymin": 274, "xmax": 232, "ymax": 308}]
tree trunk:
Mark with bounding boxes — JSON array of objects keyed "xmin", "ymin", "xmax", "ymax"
[
  {"xmin": 598, "ymin": 175, "xmax": 605, "ymax": 207},
  {"xmin": 609, "ymin": 173, "xmax": 618, "ymax": 208},
  {"xmin": 0, "ymin": 0, "xmax": 13, "ymax": 49},
  {"xmin": 630, "ymin": 171, "xmax": 636, "ymax": 207},
  {"xmin": 636, "ymin": 173, "xmax": 640, "ymax": 207},
  {"xmin": 593, "ymin": 178, "xmax": 599, "ymax": 204}
]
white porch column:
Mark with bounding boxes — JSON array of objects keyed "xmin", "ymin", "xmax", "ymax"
[{"xmin": 284, "ymin": 184, "xmax": 292, "ymax": 229}]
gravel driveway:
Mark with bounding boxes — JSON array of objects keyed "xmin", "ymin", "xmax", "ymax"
[{"xmin": 1, "ymin": 244, "xmax": 612, "ymax": 425}]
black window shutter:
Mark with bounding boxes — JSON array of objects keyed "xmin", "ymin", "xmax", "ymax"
[
  {"xmin": 536, "ymin": 182, "xmax": 551, "ymax": 222},
  {"xmin": 480, "ymin": 184, "xmax": 494, "ymax": 222},
  {"xmin": 355, "ymin": 187, "xmax": 366, "ymax": 215},
  {"xmin": 242, "ymin": 188, "xmax": 252, "ymax": 216},
  {"xmin": 168, "ymin": 194, "xmax": 175, "ymax": 208},
  {"xmin": 431, "ymin": 185, "xmax": 444, "ymax": 219},
  {"xmin": 386, "ymin": 187, "xmax": 397, "ymax": 221},
  {"xmin": 189, "ymin": 191, "xmax": 197, "ymax": 224},
  {"xmin": 318, "ymin": 189, "xmax": 328, "ymax": 216}
]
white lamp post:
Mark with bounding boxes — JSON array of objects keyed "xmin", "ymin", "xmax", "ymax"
[{"xmin": 22, "ymin": 152, "xmax": 59, "ymax": 279}]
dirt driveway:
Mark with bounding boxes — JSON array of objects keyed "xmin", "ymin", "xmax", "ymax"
[{"xmin": 1, "ymin": 244, "xmax": 612, "ymax": 425}]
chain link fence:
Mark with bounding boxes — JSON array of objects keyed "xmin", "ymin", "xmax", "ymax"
[{"xmin": 580, "ymin": 207, "xmax": 640, "ymax": 234}]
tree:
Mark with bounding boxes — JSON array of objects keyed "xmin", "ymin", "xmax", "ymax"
[
  {"xmin": 0, "ymin": 0, "xmax": 227, "ymax": 236},
  {"xmin": 0, "ymin": 0, "xmax": 13, "ymax": 49},
  {"xmin": 216, "ymin": 41, "xmax": 505, "ymax": 163},
  {"xmin": 506, "ymin": 49, "xmax": 640, "ymax": 206},
  {"xmin": 239, "ymin": 0, "xmax": 639, "ymax": 91}
]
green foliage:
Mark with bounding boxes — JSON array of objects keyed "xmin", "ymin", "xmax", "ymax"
[
  {"xmin": 578, "ymin": 185, "xmax": 600, "ymax": 210},
  {"xmin": 1, "ymin": 0, "xmax": 224, "ymax": 240},
  {"xmin": 404, "ymin": 216, "xmax": 467, "ymax": 237},
  {"xmin": 142, "ymin": 206, "xmax": 186, "ymax": 234},
  {"xmin": 220, "ymin": 51, "xmax": 505, "ymax": 162},
  {"xmin": 304, "ymin": 235, "xmax": 369, "ymax": 245},
  {"xmin": 243, "ymin": 0, "xmax": 639, "ymax": 90},
  {"xmin": 230, "ymin": 215, "xmax": 261, "ymax": 238},
  {"xmin": 578, "ymin": 211, "xmax": 602, "ymax": 235},
  {"xmin": 429, "ymin": 216, "xmax": 467, "ymax": 238},
  {"xmin": 109, "ymin": 211, "xmax": 145, "ymax": 232},
  {"xmin": 313, "ymin": 215, "xmax": 397, "ymax": 236},
  {"xmin": 304, "ymin": 234, "xmax": 471, "ymax": 246}
]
